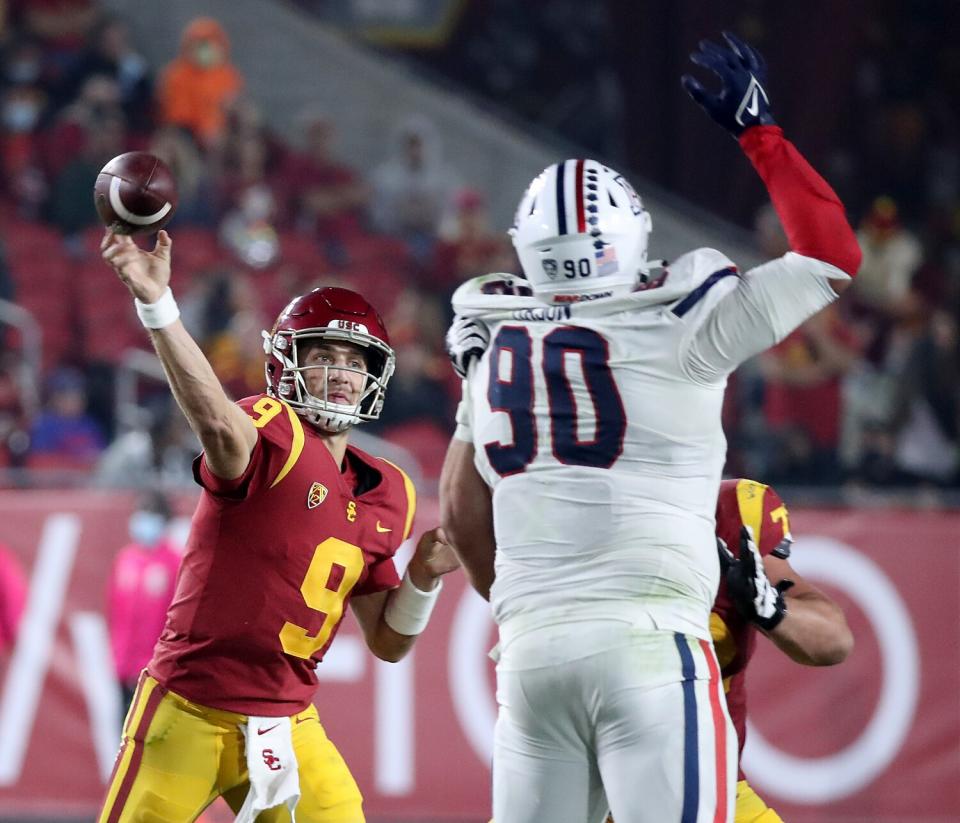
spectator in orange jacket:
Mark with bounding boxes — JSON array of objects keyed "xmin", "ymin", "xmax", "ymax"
[{"xmin": 156, "ymin": 17, "xmax": 243, "ymax": 147}]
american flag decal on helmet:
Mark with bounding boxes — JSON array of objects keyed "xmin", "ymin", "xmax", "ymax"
[
  {"xmin": 595, "ymin": 244, "xmax": 619, "ymax": 275},
  {"xmin": 307, "ymin": 482, "xmax": 328, "ymax": 509}
]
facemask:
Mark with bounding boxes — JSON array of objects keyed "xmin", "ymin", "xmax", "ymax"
[{"xmin": 128, "ymin": 511, "xmax": 166, "ymax": 547}]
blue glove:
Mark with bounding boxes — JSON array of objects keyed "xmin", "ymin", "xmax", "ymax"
[
  {"xmin": 681, "ymin": 31, "xmax": 775, "ymax": 137},
  {"xmin": 446, "ymin": 314, "xmax": 490, "ymax": 379}
]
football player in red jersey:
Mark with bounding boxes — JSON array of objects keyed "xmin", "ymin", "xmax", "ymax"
[
  {"xmin": 98, "ymin": 228, "xmax": 460, "ymax": 822},
  {"xmin": 710, "ymin": 478, "xmax": 853, "ymax": 821},
  {"xmin": 597, "ymin": 479, "xmax": 852, "ymax": 823}
]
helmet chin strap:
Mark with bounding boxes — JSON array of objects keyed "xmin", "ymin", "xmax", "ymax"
[
  {"xmin": 296, "ymin": 400, "xmax": 359, "ymax": 432},
  {"xmin": 303, "ymin": 411, "xmax": 354, "ymax": 433},
  {"xmin": 298, "ymin": 388, "xmax": 362, "ymax": 433}
]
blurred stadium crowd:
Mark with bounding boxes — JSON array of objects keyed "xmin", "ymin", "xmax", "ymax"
[{"xmin": 0, "ymin": 0, "xmax": 957, "ymax": 494}]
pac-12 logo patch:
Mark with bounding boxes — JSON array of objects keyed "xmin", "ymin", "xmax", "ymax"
[{"xmin": 307, "ymin": 482, "xmax": 328, "ymax": 509}]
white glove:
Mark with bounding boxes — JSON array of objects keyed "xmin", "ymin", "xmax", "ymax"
[{"xmin": 446, "ymin": 314, "xmax": 490, "ymax": 379}]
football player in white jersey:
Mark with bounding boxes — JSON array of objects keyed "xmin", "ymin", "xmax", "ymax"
[{"xmin": 440, "ymin": 32, "xmax": 861, "ymax": 823}]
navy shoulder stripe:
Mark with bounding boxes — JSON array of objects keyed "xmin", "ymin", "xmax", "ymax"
[{"xmin": 671, "ymin": 267, "xmax": 738, "ymax": 318}]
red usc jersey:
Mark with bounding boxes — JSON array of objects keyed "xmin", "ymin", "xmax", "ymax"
[
  {"xmin": 711, "ymin": 478, "xmax": 792, "ymax": 777},
  {"xmin": 149, "ymin": 394, "xmax": 416, "ymax": 716}
]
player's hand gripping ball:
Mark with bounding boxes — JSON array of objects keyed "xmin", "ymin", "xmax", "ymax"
[{"xmin": 94, "ymin": 152, "xmax": 178, "ymax": 235}]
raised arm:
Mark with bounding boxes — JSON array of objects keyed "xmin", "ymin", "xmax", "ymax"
[
  {"xmin": 680, "ymin": 34, "xmax": 863, "ymax": 381},
  {"xmin": 101, "ymin": 230, "xmax": 257, "ymax": 479},
  {"xmin": 683, "ymin": 32, "xmax": 861, "ymax": 287}
]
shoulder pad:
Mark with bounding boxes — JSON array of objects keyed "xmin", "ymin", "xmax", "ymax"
[
  {"xmin": 666, "ymin": 248, "xmax": 738, "ymax": 292},
  {"xmin": 238, "ymin": 394, "xmax": 296, "ymax": 442},
  {"xmin": 452, "ymin": 273, "xmax": 537, "ymax": 317},
  {"xmin": 664, "ymin": 248, "xmax": 740, "ymax": 319}
]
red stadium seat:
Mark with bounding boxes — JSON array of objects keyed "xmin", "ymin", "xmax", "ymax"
[
  {"xmin": 74, "ymin": 262, "xmax": 148, "ymax": 362},
  {"xmin": 3, "ymin": 220, "xmax": 64, "ymax": 267},
  {"xmin": 168, "ymin": 227, "xmax": 227, "ymax": 283},
  {"xmin": 278, "ymin": 231, "xmax": 326, "ymax": 270}
]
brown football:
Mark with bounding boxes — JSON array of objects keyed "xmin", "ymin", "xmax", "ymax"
[{"xmin": 94, "ymin": 152, "xmax": 178, "ymax": 235}]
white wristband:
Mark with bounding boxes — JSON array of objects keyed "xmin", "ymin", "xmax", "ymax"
[
  {"xmin": 384, "ymin": 570, "xmax": 442, "ymax": 636},
  {"xmin": 135, "ymin": 287, "xmax": 180, "ymax": 329}
]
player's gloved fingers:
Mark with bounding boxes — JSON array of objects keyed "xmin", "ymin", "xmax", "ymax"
[
  {"xmin": 724, "ymin": 31, "xmax": 768, "ymax": 78},
  {"xmin": 697, "ymin": 38, "xmax": 737, "ymax": 68},
  {"xmin": 743, "ymin": 39, "xmax": 768, "ymax": 75},
  {"xmin": 688, "ymin": 50, "xmax": 730, "ymax": 79},
  {"xmin": 680, "ymin": 74, "xmax": 713, "ymax": 107},
  {"xmin": 716, "ymin": 537, "xmax": 734, "ymax": 570},
  {"xmin": 721, "ymin": 31, "xmax": 751, "ymax": 67}
]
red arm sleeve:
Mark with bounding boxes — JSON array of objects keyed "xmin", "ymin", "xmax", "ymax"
[{"xmin": 739, "ymin": 125, "xmax": 862, "ymax": 276}]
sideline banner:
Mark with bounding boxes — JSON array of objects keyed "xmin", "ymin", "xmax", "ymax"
[{"xmin": 0, "ymin": 491, "xmax": 957, "ymax": 820}]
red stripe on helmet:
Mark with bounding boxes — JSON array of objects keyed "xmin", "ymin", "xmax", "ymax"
[{"xmin": 575, "ymin": 159, "xmax": 586, "ymax": 232}]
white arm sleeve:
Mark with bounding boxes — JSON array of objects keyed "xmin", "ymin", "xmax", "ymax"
[
  {"xmin": 453, "ymin": 378, "xmax": 473, "ymax": 442},
  {"xmin": 684, "ymin": 252, "xmax": 847, "ymax": 383}
]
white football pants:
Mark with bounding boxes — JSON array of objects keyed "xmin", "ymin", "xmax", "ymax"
[{"xmin": 492, "ymin": 620, "xmax": 736, "ymax": 823}]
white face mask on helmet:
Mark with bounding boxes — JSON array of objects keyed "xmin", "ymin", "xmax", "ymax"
[{"xmin": 510, "ymin": 159, "xmax": 653, "ymax": 304}]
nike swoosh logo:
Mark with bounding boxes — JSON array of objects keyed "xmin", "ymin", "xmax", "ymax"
[
  {"xmin": 736, "ymin": 76, "xmax": 768, "ymax": 126},
  {"xmin": 295, "ymin": 716, "xmax": 312, "ymax": 725},
  {"xmin": 376, "ymin": 521, "xmax": 392, "ymax": 533},
  {"xmin": 257, "ymin": 723, "xmax": 280, "ymax": 735}
]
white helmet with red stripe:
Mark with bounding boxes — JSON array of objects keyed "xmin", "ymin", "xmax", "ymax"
[{"xmin": 510, "ymin": 159, "xmax": 653, "ymax": 304}]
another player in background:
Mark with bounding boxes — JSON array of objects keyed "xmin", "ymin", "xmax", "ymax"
[
  {"xmin": 441, "ymin": 32, "xmax": 861, "ymax": 823},
  {"xmin": 605, "ymin": 479, "xmax": 852, "ymax": 823},
  {"xmin": 710, "ymin": 478, "xmax": 853, "ymax": 822},
  {"xmin": 98, "ymin": 229, "xmax": 458, "ymax": 822}
]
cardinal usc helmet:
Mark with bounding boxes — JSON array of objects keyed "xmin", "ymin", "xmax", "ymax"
[
  {"xmin": 715, "ymin": 478, "xmax": 794, "ymax": 559},
  {"xmin": 510, "ymin": 158, "xmax": 653, "ymax": 304},
  {"xmin": 262, "ymin": 287, "xmax": 395, "ymax": 432}
]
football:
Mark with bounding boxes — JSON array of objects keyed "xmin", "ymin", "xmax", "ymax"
[{"xmin": 94, "ymin": 151, "xmax": 178, "ymax": 235}]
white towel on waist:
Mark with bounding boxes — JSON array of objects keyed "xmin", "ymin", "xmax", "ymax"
[{"xmin": 236, "ymin": 715, "xmax": 301, "ymax": 823}]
